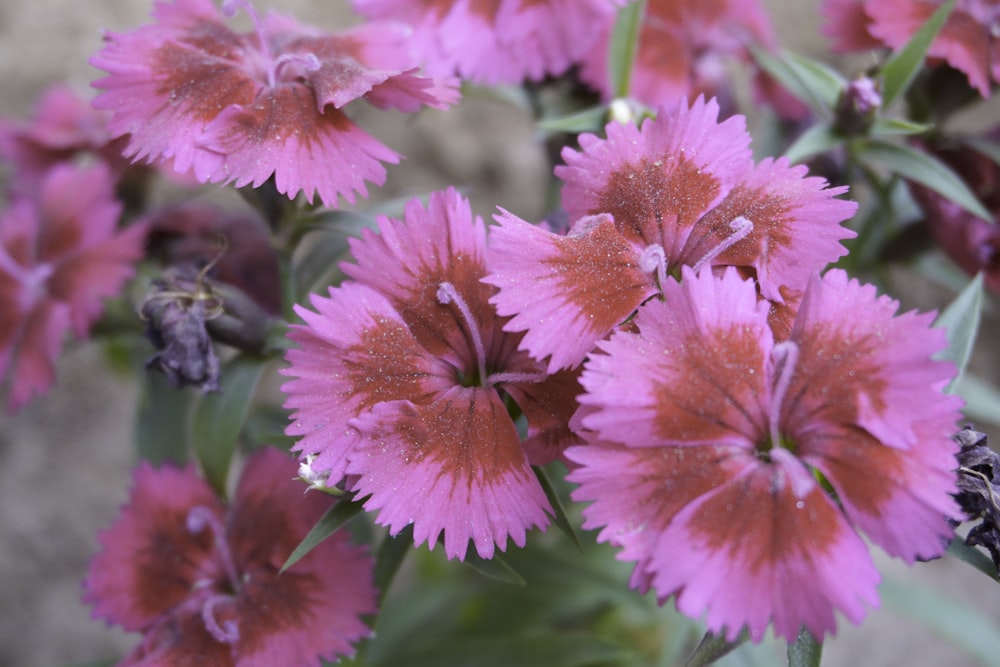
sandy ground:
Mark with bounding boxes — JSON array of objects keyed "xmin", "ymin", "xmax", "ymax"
[{"xmin": 2, "ymin": 1, "xmax": 1000, "ymax": 666}]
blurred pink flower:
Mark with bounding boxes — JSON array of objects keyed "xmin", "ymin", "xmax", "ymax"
[
  {"xmin": 0, "ymin": 162, "xmax": 145, "ymax": 411},
  {"xmin": 567, "ymin": 266, "xmax": 963, "ymax": 642},
  {"xmin": 350, "ymin": 0, "xmax": 622, "ymax": 84},
  {"xmin": 91, "ymin": 0, "xmax": 457, "ymax": 208},
  {"xmin": 579, "ymin": 0, "xmax": 788, "ymax": 113},
  {"xmin": 84, "ymin": 447, "xmax": 375, "ymax": 666},
  {"xmin": 282, "ymin": 188, "xmax": 581, "ymax": 560},
  {"xmin": 485, "ymin": 97, "xmax": 856, "ymax": 372},
  {"xmin": 0, "ymin": 84, "xmax": 132, "ymax": 196},
  {"xmin": 823, "ymin": 0, "xmax": 1000, "ymax": 97}
]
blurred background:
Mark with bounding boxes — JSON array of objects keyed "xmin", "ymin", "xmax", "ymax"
[{"xmin": 2, "ymin": 1, "xmax": 1000, "ymax": 666}]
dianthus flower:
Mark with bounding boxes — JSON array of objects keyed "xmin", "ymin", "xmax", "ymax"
[
  {"xmin": 90, "ymin": 0, "xmax": 457, "ymax": 208},
  {"xmin": 579, "ymin": 0, "xmax": 779, "ymax": 111},
  {"xmin": 566, "ymin": 266, "xmax": 963, "ymax": 642},
  {"xmin": 823, "ymin": 0, "xmax": 1000, "ymax": 97},
  {"xmin": 350, "ymin": 0, "xmax": 622, "ymax": 85},
  {"xmin": 282, "ymin": 188, "xmax": 581, "ymax": 559},
  {"xmin": 0, "ymin": 162, "xmax": 145, "ymax": 411},
  {"xmin": 84, "ymin": 447, "xmax": 375, "ymax": 666},
  {"xmin": 0, "ymin": 84, "xmax": 132, "ymax": 196},
  {"xmin": 485, "ymin": 97, "xmax": 856, "ymax": 372},
  {"xmin": 908, "ymin": 138, "xmax": 1000, "ymax": 294}
]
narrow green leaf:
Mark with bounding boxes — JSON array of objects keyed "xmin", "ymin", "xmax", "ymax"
[
  {"xmin": 956, "ymin": 374, "xmax": 1000, "ymax": 427},
  {"xmin": 787, "ymin": 627, "xmax": 822, "ymax": 667},
  {"xmin": 751, "ymin": 48, "xmax": 844, "ymax": 115},
  {"xmin": 375, "ymin": 633, "xmax": 626, "ymax": 667},
  {"xmin": 861, "ymin": 139, "xmax": 992, "ymax": 221},
  {"xmin": 374, "ymin": 525, "xmax": 413, "ymax": 605},
  {"xmin": 870, "ymin": 117, "xmax": 933, "ymax": 137},
  {"xmin": 533, "ymin": 465, "xmax": 583, "ymax": 551},
  {"xmin": 191, "ymin": 354, "xmax": 268, "ymax": 497},
  {"xmin": 537, "ymin": 105, "xmax": 610, "ymax": 134},
  {"xmin": 462, "ymin": 550, "xmax": 526, "ymax": 586},
  {"xmin": 880, "ymin": 573, "xmax": 1000, "ymax": 665},
  {"xmin": 135, "ymin": 372, "xmax": 193, "ymax": 465},
  {"xmin": 293, "ymin": 231, "xmax": 353, "ymax": 300},
  {"xmin": 784, "ymin": 123, "xmax": 842, "ymax": 164},
  {"xmin": 880, "ymin": 0, "xmax": 957, "ymax": 107},
  {"xmin": 607, "ymin": 0, "xmax": 645, "ymax": 99},
  {"xmin": 932, "ymin": 273, "xmax": 983, "ymax": 391},
  {"xmin": 947, "ymin": 537, "xmax": 1000, "ymax": 584},
  {"xmin": 684, "ymin": 628, "xmax": 750, "ymax": 667},
  {"xmin": 281, "ymin": 494, "xmax": 366, "ymax": 572}
]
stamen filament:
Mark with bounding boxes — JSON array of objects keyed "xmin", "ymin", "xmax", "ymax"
[
  {"xmin": 187, "ymin": 506, "xmax": 241, "ymax": 593},
  {"xmin": 692, "ymin": 216, "xmax": 753, "ymax": 273},
  {"xmin": 201, "ymin": 593, "xmax": 240, "ymax": 643},
  {"xmin": 486, "ymin": 370, "xmax": 549, "ymax": 386},
  {"xmin": 222, "ymin": 0, "xmax": 278, "ymax": 87},
  {"xmin": 639, "ymin": 244, "xmax": 668, "ymax": 293},
  {"xmin": 769, "ymin": 341, "xmax": 799, "ymax": 450},
  {"xmin": 437, "ymin": 282, "xmax": 487, "ymax": 384}
]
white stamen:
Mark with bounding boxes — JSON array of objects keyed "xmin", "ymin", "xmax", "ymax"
[
  {"xmin": 769, "ymin": 341, "xmax": 799, "ymax": 450},
  {"xmin": 692, "ymin": 216, "xmax": 753, "ymax": 273},
  {"xmin": 437, "ymin": 282, "xmax": 487, "ymax": 384},
  {"xmin": 639, "ymin": 244, "xmax": 668, "ymax": 292},
  {"xmin": 222, "ymin": 0, "xmax": 278, "ymax": 88},
  {"xmin": 187, "ymin": 506, "xmax": 241, "ymax": 593}
]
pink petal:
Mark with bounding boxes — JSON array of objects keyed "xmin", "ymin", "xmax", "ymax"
[
  {"xmin": 83, "ymin": 462, "xmax": 223, "ymax": 632},
  {"xmin": 4, "ymin": 300, "xmax": 72, "ymax": 412},
  {"xmin": 282, "ymin": 281, "xmax": 453, "ymax": 482},
  {"xmin": 485, "ymin": 210, "xmax": 655, "ymax": 372},
  {"xmin": 578, "ymin": 267, "xmax": 772, "ymax": 448},
  {"xmin": 228, "ymin": 448, "xmax": 375, "ymax": 665},
  {"xmin": 556, "ymin": 97, "xmax": 753, "ymax": 253},
  {"xmin": 683, "ymin": 157, "xmax": 857, "ymax": 301},
  {"xmin": 347, "ymin": 386, "xmax": 551, "ymax": 560},
  {"xmin": 786, "ymin": 269, "xmax": 961, "ymax": 451},
  {"xmin": 646, "ymin": 452, "xmax": 880, "ymax": 642},
  {"xmin": 343, "ymin": 188, "xmax": 494, "ymax": 369}
]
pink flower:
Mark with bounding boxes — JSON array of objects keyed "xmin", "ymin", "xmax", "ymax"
[
  {"xmin": 566, "ymin": 266, "xmax": 963, "ymax": 642},
  {"xmin": 0, "ymin": 84, "xmax": 133, "ymax": 196},
  {"xmin": 579, "ymin": 0, "xmax": 784, "ymax": 112},
  {"xmin": 822, "ymin": 0, "xmax": 1000, "ymax": 97},
  {"xmin": 83, "ymin": 447, "xmax": 375, "ymax": 666},
  {"xmin": 908, "ymin": 138, "xmax": 1000, "ymax": 293},
  {"xmin": 485, "ymin": 97, "xmax": 856, "ymax": 372},
  {"xmin": 0, "ymin": 162, "xmax": 145, "ymax": 412},
  {"xmin": 282, "ymin": 188, "xmax": 581, "ymax": 560},
  {"xmin": 350, "ymin": 0, "xmax": 621, "ymax": 85},
  {"xmin": 90, "ymin": 0, "xmax": 457, "ymax": 208}
]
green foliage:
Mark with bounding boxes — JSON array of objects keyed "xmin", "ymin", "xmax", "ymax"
[
  {"xmin": 281, "ymin": 493, "xmax": 367, "ymax": 572},
  {"xmin": 879, "ymin": 0, "xmax": 957, "ymax": 107},
  {"xmin": 786, "ymin": 628, "xmax": 822, "ymax": 667},
  {"xmin": 933, "ymin": 273, "xmax": 983, "ymax": 392},
  {"xmin": 608, "ymin": 0, "xmax": 645, "ymax": 99},
  {"xmin": 135, "ymin": 372, "xmax": 193, "ymax": 465}
]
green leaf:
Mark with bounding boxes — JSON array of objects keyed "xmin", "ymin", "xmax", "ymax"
[
  {"xmin": 374, "ymin": 525, "xmax": 413, "ymax": 606},
  {"xmin": 787, "ymin": 627, "xmax": 822, "ymax": 667},
  {"xmin": 947, "ymin": 537, "xmax": 1000, "ymax": 584},
  {"xmin": 860, "ymin": 139, "xmax": 992, "ymax": 221},
  {"xmin": 684, "ymin": 629, "xmax": 750, "ymax": 667},
  {"xmin": 751, "ymin": 48, "xmax": 845, "ymax": 115},
  {"xmin": 191, "ymin": 355, "xmax": 268, "ymax": 497},
  {"xmin": 932, "ymin": 273, "xmax": 983, "ymax": 391},
  {"xmin": 880, "ymin": 572, "xmax": 1000, "ymax": 665},
  {"xmin": 537, "ymin": 105, "xmax": 610, "ymax": 134},
  {"xmin": 135, "ymin": 372, "xmax": 193, "ymax": 464},
  {"xmin": 462, "ymin": 550, "xmax": 526, "ymax": 586},
  {"xmin": 607, "ymin": 0, "xmax": 645, "ymax": 99},
  {"xmin": 374, "ymin": 633, "xmax": 627, "ymax": 667},
  {"xmin": 281, "ymin": 494, "xmax": 367, "ymax": 572},
  {"xmin": 880, "ymin": 0, "xmax": 957, "ymax": 108},
  {"xmin": 534, "ymin": 465, "xmax": 583, "ymax": 551},
  {"xmin": 956, "ymin": 374, "xmax": 1000, "ymax": 427},
  {"xmin": 869, "ymin": 117, "xmax": 933, "ymax": 137},
  {"xmin": 784, "ymin": 123, "xmax": 843, "ymax": 164}
]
